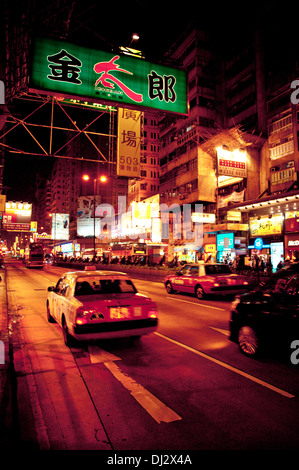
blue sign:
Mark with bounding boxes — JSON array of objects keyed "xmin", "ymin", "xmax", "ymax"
[{"xmin": 254, "ymin": 238, "xmax": 263, "ymax": 250}]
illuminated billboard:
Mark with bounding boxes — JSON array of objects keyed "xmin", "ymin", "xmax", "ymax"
[
  {"xmin": 77, "ymin": 196, "xmax": 102, "ymax": 237},
  {"xmin": 3, "ymin": 202, "xmax": 32, "ymax": 231},
  {"xmin": 51, "ymin": 213, "xmax": 69, "ymax": 240},
  {"xmin": 30, "ymin": 37, "xmax": 188, "ymax": 115},
  {"xmin": 217, "ymin": 147, "xmax": 247, "ymax": 178}
]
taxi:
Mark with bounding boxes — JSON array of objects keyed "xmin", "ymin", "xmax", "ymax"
[
  {"xmin": 47, "ymin": 269, "xmax": 158, "ymax": 346},
  {"xmin": 164, "ymin": 263, "xmax": 250, "ymax": 299}
]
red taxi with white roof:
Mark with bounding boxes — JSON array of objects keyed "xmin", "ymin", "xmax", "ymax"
[
  {"xmin": 164, "ymin": 263, "xmax": 250, "ymax": 299},
  {"xmin": 47, "ymin": 269, "xmax": 158, "ymax": 346}
]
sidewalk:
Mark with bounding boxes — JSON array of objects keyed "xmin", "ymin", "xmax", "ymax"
[{"xmin": 0, "ymin": 267, "xmax": 14, "ymax": 448}]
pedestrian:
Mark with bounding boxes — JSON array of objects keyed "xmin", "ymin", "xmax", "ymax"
[
  {"xmin": 254, "ymin": 254, "xmax": 259, "ymax": 271},
  {"xmin": 277, "ymin": 259, "xmax": 284, "ymax": 270}
]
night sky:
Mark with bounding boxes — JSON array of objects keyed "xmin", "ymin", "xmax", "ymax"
[{"xmin": 1, "ymin": 0, "xmax": 287, "ymax": 202}]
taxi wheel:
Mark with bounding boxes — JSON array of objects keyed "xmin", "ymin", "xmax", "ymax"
[
  {"xmin": 62, "ymin": 316, "xmax": 76, "ymax": 347},
  {"xmin": 47, "ymin": 302, "xmax": 55, "ymax": 323},
  {"xmin": 238, "ymin": 325, "xmax": 259, "ymax": 357},
  {"xmin": 195, "ymin": 285, "xmax": 205, "ymax": 299},
  {"xmin": 165, "ymin": 281, "xmax": 174, "ymax": 294}
]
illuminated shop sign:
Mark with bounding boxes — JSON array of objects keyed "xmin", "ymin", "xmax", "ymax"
[
  {"xmin": 249, "ymin": 214, "xmax": 283, "ymax": 237},
  {"xmin": 191, "ymin": 213, "xmax": 215, "ymax": 223},
  {"xmin": 281, "ymin": 235, "xmax": 299, "ymax": 251},
  {"xmin": 285, "ymin": 211, "xmax": 299, "ymax": 233},
  {"xmin": 288, "ymin": 239, "xmax": 299, "ymax": 246},
  {"xmin": 30, "ymin": 37, "xmax": 188, "ymax": 114},
  {"xmin": 227, "ymin": 210, "xmax": 241, "ymax": 222}
]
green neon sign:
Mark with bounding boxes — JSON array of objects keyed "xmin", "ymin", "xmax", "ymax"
[{"xmin": 30, "ymin": 37, "xmax": 188, "ymax": 115}]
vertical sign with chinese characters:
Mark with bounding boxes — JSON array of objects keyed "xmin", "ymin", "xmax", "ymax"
[{"xmin": 117, "ymin": 108, "xmax": 141, "ymax": 178}]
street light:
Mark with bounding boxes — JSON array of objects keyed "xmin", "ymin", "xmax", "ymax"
[
  {"xmin": 129, "ymin": 33, "xmax": 140, "ymax": 46},
  {"xmin": 82, "ymin": 174, "xmax": 108, "ymax": 257}
]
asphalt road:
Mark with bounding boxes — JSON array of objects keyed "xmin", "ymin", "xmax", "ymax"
[{"xmin": 5, "ymin": 260, "xmax": 299, "ymax": 452}]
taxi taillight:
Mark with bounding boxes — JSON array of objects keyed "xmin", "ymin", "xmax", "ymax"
[
  {"xmin": 148, "ymin": 309, "xmax": 158, "ymax": 319},
  {"xmin": 75, "ymin": 307, "xmax": 88, "ymax": 325}
]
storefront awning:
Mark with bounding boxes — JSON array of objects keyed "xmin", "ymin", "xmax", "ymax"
[{"xmin": 229, "ymin": 189, "xmax": 299, "ymax": 212}]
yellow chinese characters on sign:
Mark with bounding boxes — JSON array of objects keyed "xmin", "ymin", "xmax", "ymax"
[{"xmin": 117, "ymin": 108, "xmax": 141, "ymax": 178}]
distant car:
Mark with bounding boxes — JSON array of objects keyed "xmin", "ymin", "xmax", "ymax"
[
  {"xmin": 230, "ymin": 262, "xmax": 299, "ymax": 357},
  {"xmin": 164, "ymin": 263, "xmax": 250, "ymax": 299},
  {"xmin": 47, "ymin": 270, "xmax": 158, "ymax": 346}
]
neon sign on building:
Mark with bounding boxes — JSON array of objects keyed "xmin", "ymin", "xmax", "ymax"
[{"xmin": 30, "ymin": 37, "xmax": 188, "ymax": 115}]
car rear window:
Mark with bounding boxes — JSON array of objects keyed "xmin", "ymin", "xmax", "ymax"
[
  {"xmin": 205, "ymin": 265, "xmax": 232, "ymax": 275},
  {"xmin": 75, "ymin": 278, "xmax": 136, "ymax": 295}
]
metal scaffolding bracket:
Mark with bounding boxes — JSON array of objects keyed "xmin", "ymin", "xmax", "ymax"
[{"xmin": 0, "ymin": 94, "xmax": 117, "ymax": 164}]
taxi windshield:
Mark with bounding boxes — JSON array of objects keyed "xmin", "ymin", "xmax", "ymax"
[{"xmin": 75, "ymin": 277, "xmax": 136, "ymax": 296}]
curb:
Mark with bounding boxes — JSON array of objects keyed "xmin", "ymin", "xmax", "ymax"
[{"xmin": 0, "ymin": 268, "xmax": 14, "ymax": 449}]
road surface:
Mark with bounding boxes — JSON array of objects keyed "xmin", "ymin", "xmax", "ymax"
[{"xmin": 3, "ymin": 260, "xmax": 299, "ymax": 452}]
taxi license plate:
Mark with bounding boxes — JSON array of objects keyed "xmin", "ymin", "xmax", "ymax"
[
  {"xmin": 110, "ymin": 306, "xmax": 142, "ymax": 319},
  {"xmin": 110, "ymin": 307, "xmax": 130, "ymax": 319}
]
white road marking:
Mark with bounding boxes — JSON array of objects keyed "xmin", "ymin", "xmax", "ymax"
[
  {"xmin": 155, "ymin": 332, "xmax": 295, "ymax": 399},
  {"xmin": 166, "ymin": 296, "xmax": 226, "ymax": 311},
  {"xmin": 88, "ymin": 344, "xmax": 121, "ymax": 364},
  {"xmin": 209, "ymin": 327, "xmax": 230, "ymax": 336},
  {"xmin": 104, "ymin": 361, "xmax": 182, "ymax": 424},
  {"xmin": 88, "ymin": 344, "xmax": 182, "ymax": 424}
]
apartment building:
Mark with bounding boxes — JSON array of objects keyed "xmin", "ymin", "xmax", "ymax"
[
  {"xmin": 159, "ymin": 28, "xmax": 216, "ymax": 220},
  {"xmin": 156, "ymin": 17, "xmax": 273, "ymax": 262},
  {"xmin": 127, "ymin": 111, "xmax": 160, "ymax": 206}
]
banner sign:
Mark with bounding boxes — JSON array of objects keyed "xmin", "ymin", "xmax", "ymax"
[
  {"xmin": 117, "ymin": 108, "xmax": 141, "ymax": 178},
  {"xmin": 30, "ymin": 37, "xmax": 188, "ymax": 115},
  {"xmin": 218, "ymin": 189, "xmax": 245, "ymax": 208}
]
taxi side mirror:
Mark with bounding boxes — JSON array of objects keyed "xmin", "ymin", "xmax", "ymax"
[{"xmin": 47, "ymin": 286, "xmax": 55, "ymax": 292}]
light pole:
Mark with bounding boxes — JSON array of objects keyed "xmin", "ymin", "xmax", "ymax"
[{"xmin": 82, "ymin": 174, "xmax": 107, "ymax": 257}]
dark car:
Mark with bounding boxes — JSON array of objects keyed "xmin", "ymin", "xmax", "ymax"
[{"xmin": 230, "ymin": 262, "xmax": 299, "ymax": 357}]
